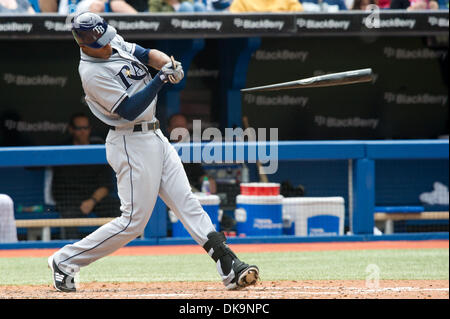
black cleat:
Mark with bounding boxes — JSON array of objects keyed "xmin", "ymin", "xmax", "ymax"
[
  {"xmin": 203, "ymin": 231, "xmax": 260, "ymax": 290},
  {"xmin": 48, "ymin": 255, "xmax": 76, "ymax": 292},
  {"xmin": 226, "ymin": 260, "xmax": 259, "ymax": 290}
]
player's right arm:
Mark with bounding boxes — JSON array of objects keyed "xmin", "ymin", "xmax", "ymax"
[
  {"xmin": 114, "ymin": 44, "xmax": 184, "ymax": 121},
  {"xmin": 114, "ymin": 60, "xmax": 184, "ymax": 121},
  {"xmin": 113, "ymin": 71, "xmax": 167, "ymax": 121}
]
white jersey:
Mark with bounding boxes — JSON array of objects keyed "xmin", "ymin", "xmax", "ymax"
[
  {"xmin": 79, "ymin": 35, "xmax": 157, "ymax": 129},
  {"xmin": 50, "ymin": 14, "xmax": 257, "ymax": 293}
]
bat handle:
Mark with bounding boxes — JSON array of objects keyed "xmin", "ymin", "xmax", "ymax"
[{"xmin": 170, "ymin": 56, "xmax": 176, "ymax": 69}]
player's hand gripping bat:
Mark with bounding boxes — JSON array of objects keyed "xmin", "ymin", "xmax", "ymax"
[{"xmin": 164, "ymin": 55, "xmax": 183, "ymax": 84}]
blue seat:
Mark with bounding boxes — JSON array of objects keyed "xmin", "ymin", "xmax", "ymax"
[
  {"xmin": 0, "ymin": 167, "xmax": 51, "ymax": 237},
  {"xmin": 0, "ymin": 167, "xmax": 46, "ymax": 210}
]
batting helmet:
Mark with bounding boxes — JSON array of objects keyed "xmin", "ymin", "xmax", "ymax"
[{"xmin": 71, "ymin": 12, "xmax": 116, "ymax": 49}]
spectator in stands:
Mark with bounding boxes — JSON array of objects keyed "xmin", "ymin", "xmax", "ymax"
[
  {"xmin": 202, "ymin": 0, "xmax": 231, "ymax": 11},
  {"xmin": 301, "ymin": 0, "xmax": 347, "ymax": 12},
  {"xmin": 167, "ymin": 113, "xmax": 217, "ymax": 193},
  {"xmin": 377, "ymin": 0, "xmax": 391, "ymax": 7},
  {"xmin": 408, "ymin": 0, "xmax": 439, "ymax": 8},
  {"xmin": 348, "ymin": 0, "xmax": 391, "ymax": 9},
  {"xmin": 351, "ymin": 0, "xmax": 375, "ymax": 9},
  {"xmin": 438, "ymin": 0, "xmax": 448, "ymax": 8},
  {"xmin": 39, "ymin": 0, "xmax": 82, "ymax": 13},
  {"xmin": 39, "ymin": 0, "xmax": 137, "ymax": 14},
  {"xmin": 390, "ymin": 0, "xmax": 438, "ymax": 9},
  {"xmin": 149, "ymin": 0, "xmax": 207, "ymax": 12},
  {"xmin": 51, "ymin": 113, "xmax": 120, "ymax": 239},
  {"xmin": 123, "ymin": 0, "xmax": 148, "ymax": 11},
  {"xmin": 79, "ymin": 0, "xmax": 139, "ymax": 12},
  {"xmin": 0, "ymin": 0, "xmax": 35, "ymax": 13},
  {"xmin": 229, "ymin": 0, "xmax": 304, "ymax": 12}
]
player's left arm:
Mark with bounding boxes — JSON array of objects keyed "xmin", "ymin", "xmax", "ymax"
[{"xmin": 148, "ymin": 49, "xmax": 172, "ymax": 71}]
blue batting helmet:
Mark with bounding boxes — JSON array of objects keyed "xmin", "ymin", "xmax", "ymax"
[{"xmin": 71, "ymin": 12, "xmax": 116, "ymax": 49}]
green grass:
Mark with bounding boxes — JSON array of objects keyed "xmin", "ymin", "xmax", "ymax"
[{"xmin": 0, "ymin": 249, "xmax": 448, "ymax": 286}]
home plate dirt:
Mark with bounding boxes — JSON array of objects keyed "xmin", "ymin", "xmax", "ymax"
[{"xmin": 0, "ymin": 280, "xmax": 448, "ymax": 299}]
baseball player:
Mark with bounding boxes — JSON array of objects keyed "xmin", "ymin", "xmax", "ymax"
[{"xmin": 48, "ymin": 12, "xmax": 259, "ymax": 292}]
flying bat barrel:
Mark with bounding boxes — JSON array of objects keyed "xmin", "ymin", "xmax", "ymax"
[{"xmin": 241, "ymin": 68, "xmax": 373, "ymax": 93}]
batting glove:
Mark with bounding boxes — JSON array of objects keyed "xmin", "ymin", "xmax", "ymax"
[{"xmin": 160, "ymin": 60, "xmax": 184, "ymax": 84}]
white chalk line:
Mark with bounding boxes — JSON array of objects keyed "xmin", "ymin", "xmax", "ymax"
[
  {"xmin": 206, "ymin": 286, "xmax": 449, "ymax": 295},
  {"xmin": 302, "ymin": 286, "xmax": 449, "ymax": 292},
  {"xmin": 132, "ymin": 293, "xmax": 193, "ymax": 297}
]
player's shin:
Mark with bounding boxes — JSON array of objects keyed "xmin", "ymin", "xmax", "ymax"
[{"xmin": 203, "ymin": 231, "xmax": 259, "ymax": 290}]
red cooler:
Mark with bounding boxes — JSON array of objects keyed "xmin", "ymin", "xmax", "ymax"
[{"xmin": 240, "ymin": 183, "xmax": 280, "ymax": 196}]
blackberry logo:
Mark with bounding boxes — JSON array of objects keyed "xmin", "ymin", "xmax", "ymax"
[
  {"xmin": 0, "ymin": 22, "xmax": 33, "ymax": 33},
  {"xmin": 428, "ymin": 16, "xmax": 449, "ymax": 27},
  {"xmin": 171, "ymin": 19, "xmax": 222, "ymax": 31},
  {"xmin": 254, "ymin": 50, "xmax": 309, "ymax": 62},
  {"xmin": 3, "ymin": 73, "xmax": 67, "ymax": 87},
  {"xmin": 384, "ymin": 92, "xmax": 448, "ymax": 105},
  {"xmin": 297, "ymin": 18, "xmax": 350, "ymax": 30},
  {"xmin": 383, "ymin": 47, "xmax": 447, "ymax": 59},
  {"xmin": 44, "ymin": 21, "xmax": 71, "ymax": 31},
  {"xmin": 234, "ymin": 18, "xmax": 284, "ymax": 30},
  {"xmin": 314, "ymin": 116, "xmax": 379, "ymax": 129},
  {"xmin": 364, "ymin": 18, "xmax": 416, "ymax": 29},
  {"xmin": 108, "ymin": 20, "xmax": 160, "ymax": 31},
  {"xmin": 244, "ymin": 94, "xmax": 309, "ymax": 107}
]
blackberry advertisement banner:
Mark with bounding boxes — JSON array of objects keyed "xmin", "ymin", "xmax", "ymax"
[
  {"xmin": 0, "ymin": 40, "xmax": 89, "ymax": 146},
  {"xmin": 0, "ymin": 12, "xmax": 448, "ymax": 39},
  {"xmin": 243, "ymin": 36, "xmax": 448, "ymax": 140},
  {"xmin": 0, "ymin": 12, "xmax": 448, "ymax": 145}
]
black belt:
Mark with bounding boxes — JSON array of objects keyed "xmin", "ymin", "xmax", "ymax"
[{"xmin": 110, "ymin": 120, "xmax": 160, "ymax": 132}]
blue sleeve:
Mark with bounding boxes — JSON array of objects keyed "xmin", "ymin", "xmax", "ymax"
[
  {"xmin": 133, "ymin": 44, "xmax": 150, "ymax": 65},
  {"xmin": 114, "ymin": 71, "xmax": 165, "ymax": 121}
]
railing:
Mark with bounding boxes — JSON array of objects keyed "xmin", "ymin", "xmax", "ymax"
[{"xmin": 1, "ymin": 139, "xmax": 448, "ymax": 237}]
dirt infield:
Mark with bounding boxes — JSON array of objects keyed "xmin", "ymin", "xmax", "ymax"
[{"xmin": 1, "ymin": 280, "xmax": 448, "ymax": 299}]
